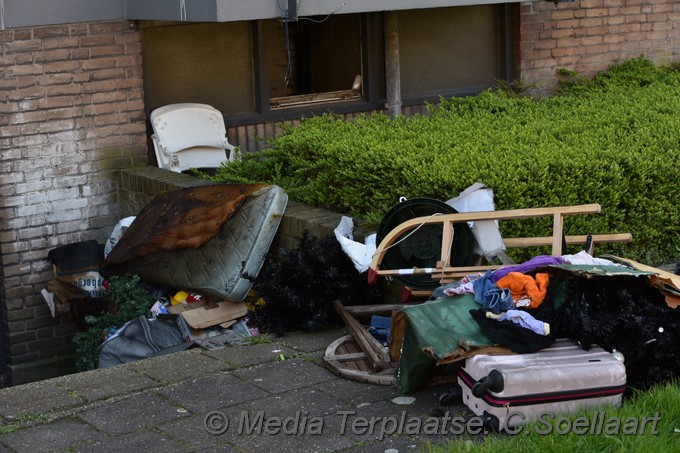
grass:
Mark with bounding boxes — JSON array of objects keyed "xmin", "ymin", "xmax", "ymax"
[
  {"xmin": 427, "ymin": 380, "xmax": 680, "ymax": 452},
  {"xmin": 0, "ymin": 412, "xmax": 48, "ymax": 434},
  {"xmin": 245, "ymin": 333, "xmax": 275, "ymax": 345}
]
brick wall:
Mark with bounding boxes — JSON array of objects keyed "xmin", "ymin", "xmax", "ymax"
[
  {"xmin": 518, "ymin": 0, "xmax": 680, "ymax": 93},
  {"xmin": 0, "ymin": 21, "xmax": 148, "ymax": 385}
]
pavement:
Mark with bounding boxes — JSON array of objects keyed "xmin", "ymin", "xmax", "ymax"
[{"xmin": 0, "ymin": 323, "xmax": 475, "ymax": 453}]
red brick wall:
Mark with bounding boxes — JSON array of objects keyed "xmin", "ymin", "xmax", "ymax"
[
  {"xmin": 518, "ymin": 0, "xmax": 680, "ymax": 92},
  {"xmin": 0, "ymin": 21, "xmax": 147, "ymax": 384}
]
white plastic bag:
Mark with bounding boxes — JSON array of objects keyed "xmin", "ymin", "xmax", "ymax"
[
  {"xmin": 104, "ymin": 216, "xmax": 136, "ymax": 258},
  {"xmin": 334, "ymin": 216, "xmax": 376, "ymax": 273},
  {"xmin": 446, "ymin": 183, "xmax": 505, "ymax": 260}
]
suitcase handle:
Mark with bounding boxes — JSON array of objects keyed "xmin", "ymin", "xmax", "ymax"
[{"xmin": 472, "ymin": 369, "xmax": 504, "ymax": 397}]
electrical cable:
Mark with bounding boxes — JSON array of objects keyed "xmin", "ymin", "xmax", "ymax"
[{"xmin": 179, "ymin": 0, "xmax": 187, "ymax": 21}]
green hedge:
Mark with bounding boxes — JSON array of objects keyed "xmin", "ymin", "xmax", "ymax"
[{"xmin": 209, "ymin": 58, "xmax": 680, "ymax": 265}]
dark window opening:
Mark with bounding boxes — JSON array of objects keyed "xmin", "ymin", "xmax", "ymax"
[{"xmin": 265, "ymin": 15, "xmax": 364, "ymax": 109}]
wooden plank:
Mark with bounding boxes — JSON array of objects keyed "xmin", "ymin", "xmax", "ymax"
[
  {"xmin": 552, "ymin": 213, "xmax": 565, "ymax": 256},
  {"xmin": 344, "ymin": 303, "xmax": 419, "ymax": 316},
  {"xmin": 504, "ymin": 233, "xmax": 632, "ymax": 248},
  {"xmin": 334, "ymin": 300, "xmax": 389, "ymax": 371},
  {"xmin": 332, "ymin": 352, "xmax": 368, "ymax": 362},
  {"xmin": 388, "ymin": 311, "xmax": 407, "ymax": 362},
  {"xmin": 440, "ymin": 220, "xmax": 454, "ymax": 268}
]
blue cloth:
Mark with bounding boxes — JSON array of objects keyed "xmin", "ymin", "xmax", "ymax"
[
  {"xmin": 368, "ymin": 315, "xmax": 391, "ymax": 347},
  {"xmin": 472, "ymin": 270, "xmax": 513, "ymax": 314},
  {"xmin": 496, "ymin": 309, "xmax": 550, "ymax": 336}
]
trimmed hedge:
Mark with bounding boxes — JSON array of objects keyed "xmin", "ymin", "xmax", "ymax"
[{"xmin": 209, "ymin": 58, "xmax": 680, "ymax": 265}]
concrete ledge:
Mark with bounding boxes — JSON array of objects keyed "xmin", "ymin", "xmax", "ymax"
[{"xmin": 7, "ymin": 355, "xmax": 77, "ymax": 387}]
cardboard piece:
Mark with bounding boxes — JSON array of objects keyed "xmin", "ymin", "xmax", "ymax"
[
  {"xmin": 178, "ymin": 300, "xmax": 248, "ymax": 329},
  {"xmin": 44, "ymin": 240, "xmax": 105, "ymax": 317},
  {"xmin": 606, "ymin": 255, "xmax": 680, "ymax": 309}
]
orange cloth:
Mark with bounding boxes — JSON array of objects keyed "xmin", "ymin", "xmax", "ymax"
[{"xmin": 496, "ymin": 272, "xmax": 550, "ymax": 308}]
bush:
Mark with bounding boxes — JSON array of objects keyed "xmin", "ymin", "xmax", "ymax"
[
  {"xmin": 73, "ymin": 274, "xmax": 154, "ymax": 371},
  {"xmin": 209, "ymin": 57, "xmax": 680, "ymax": 265}
]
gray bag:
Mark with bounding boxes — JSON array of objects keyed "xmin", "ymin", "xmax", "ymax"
[{"xmin": 97, "ymin": 315, "xmax": 189, "ymax": 368}]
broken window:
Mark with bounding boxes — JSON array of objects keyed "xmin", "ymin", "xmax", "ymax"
[{"xmin": 265, "ymin": 14, "xmax": 365, "ymax": 109}]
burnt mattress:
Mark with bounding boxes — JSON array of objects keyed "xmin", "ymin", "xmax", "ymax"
[{"xmin": 102, "ymin": 184, "xmax": 288, "ymax": 301}]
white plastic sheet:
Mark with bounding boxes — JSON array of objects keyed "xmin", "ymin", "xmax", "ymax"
[
  {"xmin": 334, "ymin": 216, "xmax": 376, "ymax": 273},
  {"xmin": 446, "ymin": 183, "xmax": 506, "ymax": 260},
  {"xmin": 104, "ymin": 216, "xmax": 136, "ymax": 258}
]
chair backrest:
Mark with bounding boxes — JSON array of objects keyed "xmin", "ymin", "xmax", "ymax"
[{"xmin": 150, "ymin": 103, "xmax": 236, "ymax": 172}]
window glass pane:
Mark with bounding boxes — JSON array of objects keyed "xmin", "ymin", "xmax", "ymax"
[
  {"xmin": 144, "ymin": 22, "xmax": 255, "ymax": 115},
  {"xmin": 398, "ymin": 6, "xmax": 500, "ymax": 98}
]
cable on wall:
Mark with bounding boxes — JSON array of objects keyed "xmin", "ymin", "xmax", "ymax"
[
  {"xmin": 179, "ymin": 0, "xmax": 187, "ymax": 21},
  {"xmin": 0, "ymin": 0, "xmax": 5, "ymax": 31}
]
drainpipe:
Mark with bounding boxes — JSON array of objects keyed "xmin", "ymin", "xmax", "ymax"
[
  {"xmin": 0, "ymin": 0, "xmax": 5, "ymax": 30},
  {"xmin": 384, "ymin": 11, "xmax": 402, "ymax": 119}
]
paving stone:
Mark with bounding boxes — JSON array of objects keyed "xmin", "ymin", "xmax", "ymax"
[
  {"xmin": 232, "ymin": 358, "xmax": 339, "ymax": 394},
  {"xmin": 280, "ymin": 325, "xmax": 348, "ymax": 353},
  {"xmin": 229, "ymin": 425, "xmax": 357, "ymax": 453},
  {"xmin": 0, "ymin": 418, "xmax": 102, "ymax": 453},
  {"xmin": 75, "ymin": 429, "xmax": 189, "ymax": 453},
  {"xmin": 158, "ymin": 411, "xmax": 237, "ymax": 450},
  {"xmin": 157, "ymin": 373, "xmax": 267, "ymax": 413},
  {"xmin": 56, "ymin": 366, "xmax": 158, "ymax": 401},
  {"xmin": 203, "ymin": 343, "xmax": 298, "ymax": 368},
  {"xmin": 230, "ymin": 386, "xmax": 354, "ymax": 418},
  {"xmin": 0, "ymin": 380, "xmax": 82, "ymax": 418},
  {"xmin": 312, "ymin": 377, "xmax": 399, "ymax": 405},
  {"xmin": 337, "ymin": 435, "xmax": 423, "ymax": 453},
  {"xmin": 128, "ymin": 348, "xmax": 233, "ymax": 383},
  {"xmin": 79, "ymin": 393, "xmax": 189, "ymax": 436}
]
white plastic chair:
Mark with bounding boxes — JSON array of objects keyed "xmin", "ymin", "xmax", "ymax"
[{"xmin": 150, "ymin": 103, "xmax": 237, "ymax": 172}]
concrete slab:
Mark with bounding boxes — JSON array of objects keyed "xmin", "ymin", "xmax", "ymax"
[
  {"xmin": 232, "ymin": 358, "xmax": 339, "ymax": 394},
  {"xmin": 279, "ymin": 325, "xmax": 348, "ymax": 353},
  {"xmin": 231, "ymin": 386, "xmax": 354, "ymax": 417},
  {"xmin": 157, "ymin": 373, "xmax": 267, "ymax": 413},
  {"xmin": 0, "ymin": 418, "xmax": 102, "ymax": 453},
  {"xmin": 127, "ymin": 348, "xmax": 233, "ymax": 384},
  {"xmin": 157, "ymin": 411, "xmax": 238, "ymax": 450},
  {"xmin": 79, "ymin": 393, "xmax": 189, "ymax": 436},
  {"xmin": 312, "ymin": 377, "xmax": 399, "ymax": 405},
  {"xmin": 229, "ymin": 426, "xmax": 357, "ymax": 453},
  {"xmin": 75, "ymin": 430, "xmax": 189, "ymax": 453},
  {"xmin": 55, "ymin": 365, "xmax": 158, "ymax": 402},
  {"xmin": 203, "ymin": 342, "xmax": 298, "ymax": 368},
  {"xmin": 0, "ymin": 379, "xmax": 82, "ymax": 418}
]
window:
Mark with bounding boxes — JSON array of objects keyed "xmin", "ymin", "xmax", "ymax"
[
  {"xmin": 398, "ymin": 6, "xmax": 503, "ymax": 99},
  {"xmin": 264, "ymin": 15, "xmax": 365, "ymax": 109},
  {"xmin": 143, "ymin": 22, "xmax": 255, "ymax": 115}
]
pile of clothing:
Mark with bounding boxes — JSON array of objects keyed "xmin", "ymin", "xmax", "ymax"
[{"xmin": 432, "ymin": 251, "xmax": 680, "ymax": 391}]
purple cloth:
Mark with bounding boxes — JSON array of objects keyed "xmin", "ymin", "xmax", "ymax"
[{"xmin": 490, "ymin": 255, "xmax": 564, "ymax": 283}]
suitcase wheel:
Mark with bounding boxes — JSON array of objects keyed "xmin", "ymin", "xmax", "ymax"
[
  {"xmin": 438, "ymin": 386, "xmax": 462, "ymax": 406},
  {"xmin": 472, "ymin": 369, "xmax": 504, "ymax": 397},
  {"xmin": 482, "ymin": 411, "xmax": 500, "ymax": 432}
]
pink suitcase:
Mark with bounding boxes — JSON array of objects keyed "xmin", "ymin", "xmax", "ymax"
[{"xmin": 457, "ymin": 339, "xmax": 627, "ymax": 431}]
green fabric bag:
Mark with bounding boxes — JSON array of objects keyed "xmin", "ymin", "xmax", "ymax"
[{"xmin": 395, "ymin": 294, "xmax": 494, "ymax": 394}]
